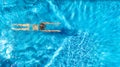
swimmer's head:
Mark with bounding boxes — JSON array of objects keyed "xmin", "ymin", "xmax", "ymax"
[{"xmin": 40, "ymin": 23, "xmax": 45, "ymax": 30}]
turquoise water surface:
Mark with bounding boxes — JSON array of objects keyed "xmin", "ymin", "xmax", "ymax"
[{"xmin": 0, "ymin": 0, "xmax": 120, "ymax": 67}]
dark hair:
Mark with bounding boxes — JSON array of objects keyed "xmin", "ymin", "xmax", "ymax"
[{"xmin": 40, "ymin": 23, "xmax": 45, "ymax": 30}]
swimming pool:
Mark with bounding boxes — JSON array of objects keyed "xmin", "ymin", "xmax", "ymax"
[{"xmin": 0, "ymin": 0, "xmax": 120, "ymax": 67}]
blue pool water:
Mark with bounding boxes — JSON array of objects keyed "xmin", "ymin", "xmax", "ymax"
[{"xmin": 0, "ymin": 0, "xmax": 120, "ymax": 67}]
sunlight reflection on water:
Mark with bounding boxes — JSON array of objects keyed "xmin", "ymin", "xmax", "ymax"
[{"xmin": 0, "ymin": 0, "xmax": 120, "ymax": 67}]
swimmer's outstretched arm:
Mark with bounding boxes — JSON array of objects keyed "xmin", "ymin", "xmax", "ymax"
[
  {"xmin": 40, "ymin": 22, "xmax": 61, "ymax": 32},
  {"xmin": 42, "ymin": 22, "xmax": 60, "ymax": 25},
  {"xmin": 41, "ymin": 30, "xmax": 61, "ymax": 32}
]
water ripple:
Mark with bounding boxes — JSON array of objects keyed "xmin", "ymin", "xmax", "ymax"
[{"xmin": 0, "ymin": 0, "xmax": 120, "ymax": 67}]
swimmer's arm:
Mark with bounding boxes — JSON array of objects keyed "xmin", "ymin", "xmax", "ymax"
[
  {"xmin": 42, "ymin": 22, "xmax": 60, "ymax": 25},
  {"xmin": 41, "ymin": 30, "xmax": 61, "ymax": 32}
]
